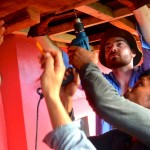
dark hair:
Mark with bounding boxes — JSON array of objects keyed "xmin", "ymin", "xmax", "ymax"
[{"xmin": 140, "ymin": 69, "xmax": 150, "ymax": 78}]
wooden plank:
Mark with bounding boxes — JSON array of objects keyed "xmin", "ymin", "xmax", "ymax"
[
  {"xmin": 76, "ymin": 2, "xmax": 138, "ymax": 36},
  {"xmin": 113, "ymin": 7, "xmax": 133, "ymax": 17},
  {"xmin": 50, "ymin": 32, "xmax": 101, "ymax": 44},
  {"xmin": 47, "ymin": 4, "xmax": 137, "ymax": 36},
  {"xmin": 77, "ymin": 2, "xmax": 113, "ymax": 20},
  {"xmin": 0, "ymin": 0, "xmax": 98, "ymax": 18},
  {"xmin": 0, "ymin": 0, "xmax": 98, "ymax": 35},
  {"xmin": 88, "ymin": 32, "xmax": 103, "ymax": 43},
  {"xmin": 50, "ymin": 34, "xmax": 75, "ymax": 43},
  {"xmin": 49, "ymin": 34, "xmax": 95, "ymax": 50},
  {"xmin": 55, "ymin": 0, "xmax": 98, "ymax": 14},
  {"xmin": 0, "ymin": 7, "xmax": 40, "ymax": 35},
  {"xmin": 43, "ymin": 3, "xmax": 150, "ymax": 36},
  {"xmin": 48, "ymin": 16, "xmax": 103, "ymax": 36},
  {"xmin": 110, "ymin": 18, "xmax": 137, "ymax": 35}
]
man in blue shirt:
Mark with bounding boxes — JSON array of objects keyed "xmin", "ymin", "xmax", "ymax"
[
  {"xmin": 68, "ymin": 2, "xmax": 150, "ymax": 133},
  {"xmin": 68, "ymin": 4, "xmax": 150, "ymax": 96}
]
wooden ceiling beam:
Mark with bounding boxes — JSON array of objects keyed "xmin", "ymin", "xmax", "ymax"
[
  {"xmin": 0, "ymin": 0, "xmax": 97, "ymax": 34},
  {"xmin": 0, "ymin": 0, "xmax": 98, "ymax": 17},
  {"xmin": 48, "ymin": 3, "xmax": 138, "ymax": 36},
  {"xmin": 49, "ymin": 34, "xmax": 75, "ymax": 43},
  {"xmin": 48, "ymin": 16, "xmax": 102, "ymax": 35},
  {"xmin": 76, "ymin": 2, "xmax": 138, "ymax": 36},
  {"xmin": 49, "ymin": 33, "xmax": 96, "ymax": 50},
  {"xmin": 55, "ymin": 0, "xmax": 98, "ymax": 14},
  {"xmin": 0, "ymin": 7, "xmax": 40, "ymax": 35}
]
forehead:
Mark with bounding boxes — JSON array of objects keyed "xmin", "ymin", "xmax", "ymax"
[{"xmin": 105, "ymin": 37, "xmax": 128, "ymax": 45}]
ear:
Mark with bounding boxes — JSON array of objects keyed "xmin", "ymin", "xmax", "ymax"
[
  {"xmin": 131, "ymin": 49, "xmax": 136, "ymax": 58},
  {"xmin": 132, "ymin": 53, "xmax": 136, "ymax": 58}
]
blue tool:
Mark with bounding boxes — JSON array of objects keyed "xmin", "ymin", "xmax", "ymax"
[
  {"xmin": 62, "ymin": 17, "xmax": 90, "ymax": 86},
  {"xmin": 71, "ymin": 17, "xmax": 90, "ymax": 51}
]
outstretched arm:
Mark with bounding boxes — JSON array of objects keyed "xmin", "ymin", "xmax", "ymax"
[
  {"xmin": 133, "ymin": 5, "xmax": 150, "ymax": 45},
  {"xmin": 41, "ymin": 51, "xmax": 71, "ymax": 129},
  {"xmin": 79, "ymin": 63, "xmax": 150, "ymax": 148},
  {"xmin": 117, "ymin": 0, "xmax": 150, "ymax": 45}
]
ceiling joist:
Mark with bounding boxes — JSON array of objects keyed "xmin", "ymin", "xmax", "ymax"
[{"xmin": 76, "ymin": 2, "xmax": 138, "ymax": 36}]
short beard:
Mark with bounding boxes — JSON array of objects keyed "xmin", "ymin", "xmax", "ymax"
[
  {"xmin": 107, "ymin": 59, "xmax": 129, "ymax": 69},
  {"xmin": 106, "ymin": 55, "xmax": 132, "ymax": 69}
]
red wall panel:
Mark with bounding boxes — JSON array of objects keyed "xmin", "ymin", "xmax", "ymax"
[{"xmin": 0, "ymin": 35, "xmax": 28, "ymax": 150}]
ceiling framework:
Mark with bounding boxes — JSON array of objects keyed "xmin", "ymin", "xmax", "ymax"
[{"xmin": 0, "ymin": 0, "xmax": 149, "ymax": 50}]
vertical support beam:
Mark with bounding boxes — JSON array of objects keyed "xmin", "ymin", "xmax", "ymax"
[{"xmin": 0, "ymin": 35, "xmax": 27, "ymax": 150}]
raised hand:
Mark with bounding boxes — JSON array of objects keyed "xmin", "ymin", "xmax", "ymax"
[
  {"xmin": 40, "ymin": 50, "xmax": 65, "ymax": 99},
  {"xmin": 68, "ymin": 46, "xmax": 99, "ymax": 70}
]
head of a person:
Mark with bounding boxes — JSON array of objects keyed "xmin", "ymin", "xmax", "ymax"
[
  {"xmin": 124, "ymin": 69, "xmax": 150, "ymax": 109},
  {"xmin": 99, "ymin": 27, "xmax": 142, "ymax": 69}
]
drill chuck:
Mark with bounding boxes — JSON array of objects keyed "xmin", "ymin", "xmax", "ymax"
[
  {"xmin": 71, "ymin": 17, "xmax": 90, "ymax": 51},
  {"xmin": 74, "ymin": 18, "xmax": 84, "ymax": 33}
]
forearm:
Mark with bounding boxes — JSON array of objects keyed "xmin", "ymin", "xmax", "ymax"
[
  {"xmin": 45, "ymin": 94, "xmax": 72, "ymax": 129},
  {"xmin": 44, "ymin": 92, "xmax": 95, "ymax": 150},
  {"xmin": 35, "ymin": 35, "xmax": 62, "ymax": 52},
  {"xmin": 133, "ymin": 5, "xmax": 150, "ymax": 45},
  {"xmin": 79, "ymin": 63, "xmax": 150, "ymax": 147}
]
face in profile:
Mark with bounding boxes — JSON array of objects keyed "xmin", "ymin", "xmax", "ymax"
[
  {"xmin": 124, "ymin": 75, "xmax": 150, "ymax": 109},
  {"xmin": 104, "ymin": 37, "xmax": 136, "ymax": 69}
]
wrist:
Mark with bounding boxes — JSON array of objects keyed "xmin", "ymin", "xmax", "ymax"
[
  {"xmin": 44, "ymin": 92, "xmax": 60, "ymax": 102},
  {"xmin": 61, "ymin": 96, "xmax": 73, "ymax": 113}
]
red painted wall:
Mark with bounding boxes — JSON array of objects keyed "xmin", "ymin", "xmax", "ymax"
[
  {"xmin": 0, "ymin": 35, "xmax": 28, "ymax": 150},
  {"xmin": 0, "ymin": 34, "xmax": 99, "ymax": 150},
  {"xmin": 0, "ymin": 92, "xmax": 8, "ymax": 150}
]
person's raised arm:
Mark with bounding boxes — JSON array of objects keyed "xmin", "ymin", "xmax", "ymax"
[
  {"xmin": 40, "ymin": 51, "xmax": 72, "ymax": 129},
  {"xmin": 79, "ymin": 63, "xmax": 150, "ymax": 148},
  {"xmin": 118, "ymin": 0, "xmax": 150, "ymax": 45},
  {"xmin": 40, "ymin": 50, "xmax": 96, "ymax": 150},
  {"xmin": 133, "ymin": 5, "xmax": 150, "ymax": 45}
]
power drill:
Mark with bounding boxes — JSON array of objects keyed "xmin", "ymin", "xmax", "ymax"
[
  {"xmin": 71, "ymin": 18, "xmax": 90, "ymax": 50},
  {"xmin": 62, "ymin": 17, "xmax": 90, "ymax": 86}
]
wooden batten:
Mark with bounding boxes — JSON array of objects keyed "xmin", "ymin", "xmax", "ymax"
[{"xmin": 0, "ymin": 7, "xmax": 40, "ymax": 35}]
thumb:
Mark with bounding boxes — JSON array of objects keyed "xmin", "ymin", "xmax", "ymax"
[{"xmin": 50, "ymin": 50, "xmax": 65, "ymax": 73}]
